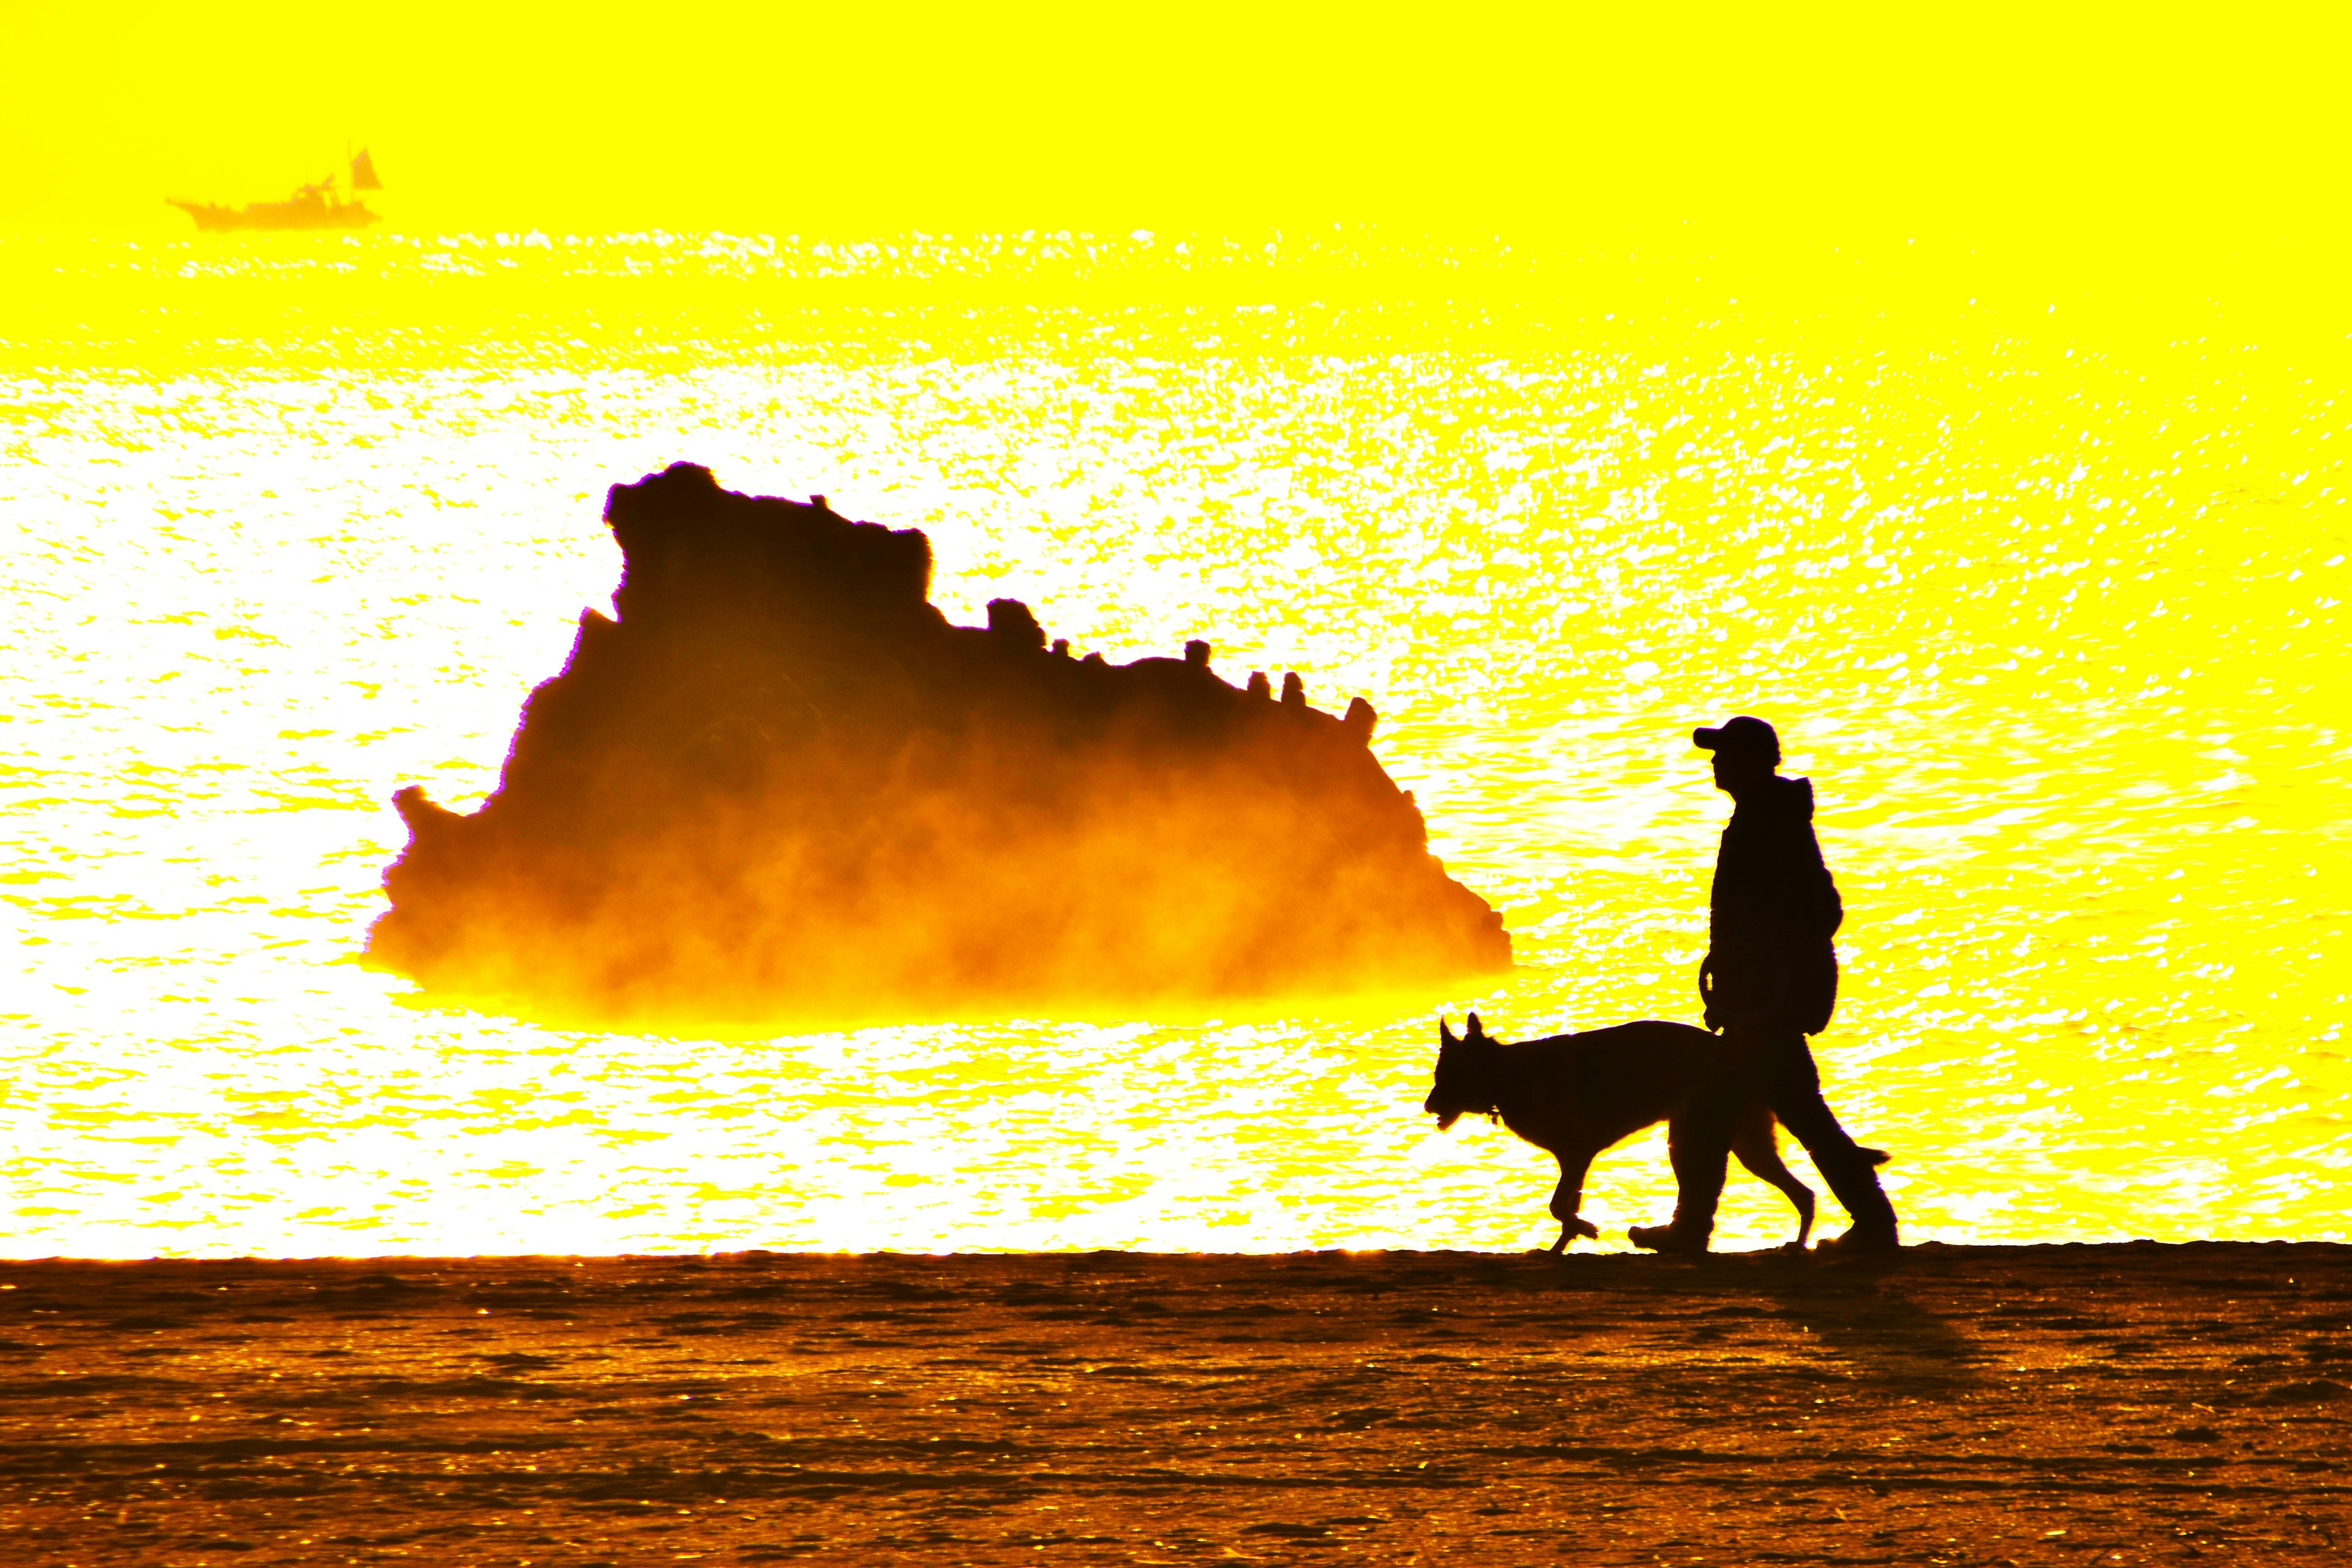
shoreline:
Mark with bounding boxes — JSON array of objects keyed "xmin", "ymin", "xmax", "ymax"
[
  {"xmin": 4, "ymin": 1242, "xmax": 2348, "ymax": 1564},
  {"xmin": 2, "ymin": 1238, "xmax": 2343, "ymax": 1268},
  {"xmin": 4, "ymin": 1242, "xmax": 2350, "ymax": 1270}
]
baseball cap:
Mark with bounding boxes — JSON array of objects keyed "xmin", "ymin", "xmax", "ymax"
[{"xmin": 1693, "ymin": 715, "xmax": 1781, "ymax": 760}]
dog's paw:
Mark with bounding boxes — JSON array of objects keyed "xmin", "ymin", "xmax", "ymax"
[{"xmin": 1566, "ymin": 1215, "xmax": 1600, "ymax": 1240}]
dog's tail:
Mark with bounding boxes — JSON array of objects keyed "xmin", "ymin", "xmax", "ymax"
[{"xmin": 1858, "ymin": 1147, "xmax": 1891, "ymax": 1167}]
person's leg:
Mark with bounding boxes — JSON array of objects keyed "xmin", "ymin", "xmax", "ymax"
[
  {"xmin": 1632, "ymin": 1035, "xmax": 1746, "ymax": 1251},
  {"xmin": 1752, "ymin": 1028, "xmax": 1898, "ymax": 1237},
  {"xmin": 1665, "ymin": 1083, "xmax": 1739, "ymax": 1242}
]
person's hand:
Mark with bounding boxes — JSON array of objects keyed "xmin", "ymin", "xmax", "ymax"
[{"xmin": 1698, "ymin": 953, "xmax": 1722, "ymax": 1031}]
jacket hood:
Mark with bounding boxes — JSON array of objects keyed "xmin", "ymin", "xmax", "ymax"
[{"xmin": 1773, "ymin": 774, "xmax": 1815, "ymax": 820}]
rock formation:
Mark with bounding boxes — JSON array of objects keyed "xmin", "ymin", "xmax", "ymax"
[{"xmin": 368, "ymin": 463, "xmax": 1510, "ymax": 1023}]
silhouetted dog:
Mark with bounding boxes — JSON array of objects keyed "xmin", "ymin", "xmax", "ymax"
[{"xmin": 1423, "ymin": 1013, "xmax": 1885, "ymax": 1252}]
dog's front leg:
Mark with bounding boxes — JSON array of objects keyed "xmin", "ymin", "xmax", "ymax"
[{"xmin": 1547, "ymin": 1148, "xmax": 1601, "ymax": 1254}]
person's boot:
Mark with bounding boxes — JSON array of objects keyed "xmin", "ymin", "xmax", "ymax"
[
  {"xmin": 1811, "ymin": 1144, "xmax": 1899, "ymax": 1253},
  {"xmin": 1814, "ymin": 1219, "xmax": 1899, "ymax": 1253},
  {"xmin": 1628, "ymin": 1222, "xmax": 1710, "ymax": 1255}
]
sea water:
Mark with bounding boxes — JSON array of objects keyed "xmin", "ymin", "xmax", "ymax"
[{"xmin": 1, "ymin": 229, "xmax": 2345, "ymax": 1255}]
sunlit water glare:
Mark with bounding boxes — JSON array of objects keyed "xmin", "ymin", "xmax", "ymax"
[{"xmin": 2, "ymin": 230, "xmax": 2346, "ymax": 1256}]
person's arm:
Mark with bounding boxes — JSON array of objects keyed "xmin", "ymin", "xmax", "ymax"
[{"xmin": 1701, "ymin": 946, "xmax": 1792, "ymax": 1029}]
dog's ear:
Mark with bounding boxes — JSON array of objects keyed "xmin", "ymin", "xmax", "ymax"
[
  {"xmin": 1466, "ymin": 1011, "xmax": 1487, "ymax": 1043},
  {"xmin": 1438, "ymin": 1016, "xmax": 1458, "ymax": 1049}
]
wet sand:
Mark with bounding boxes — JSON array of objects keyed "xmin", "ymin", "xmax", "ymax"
[{"xmin": 2, "ymin": 1244, "xmax": 2346, "ymax": 1566}]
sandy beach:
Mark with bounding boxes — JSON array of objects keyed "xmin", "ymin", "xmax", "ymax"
[{"xmin": 2, "ymin": 1243, "xmax": 2346, "ymax": 1565}]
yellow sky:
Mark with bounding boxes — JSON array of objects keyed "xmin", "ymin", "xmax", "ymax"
[{"xmin": 2, "ymin": 2, "xmax": 2345, "ymax": 266}]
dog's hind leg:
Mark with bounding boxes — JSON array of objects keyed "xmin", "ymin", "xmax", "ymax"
[
  {"xmin": 1546, "ymin": 1145, "xmax": 1602, "ymax": 1254},
  {"xmin": 1730, "ymin": 1106, "xmax": 1818, "ymax": 1249}
]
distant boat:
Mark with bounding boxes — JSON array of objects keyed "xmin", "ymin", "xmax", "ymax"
[{"xmin": 168, "ymin": 149, "xmax": 383, "ymax": 232}]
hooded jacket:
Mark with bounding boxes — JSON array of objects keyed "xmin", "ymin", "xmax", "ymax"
[{"xmin": 1709, "ymin": 774, "xmax": 1843, "ymax": 959}]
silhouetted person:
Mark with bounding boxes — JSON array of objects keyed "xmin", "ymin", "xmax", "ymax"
[{"xmin": 1630, "ymin": 715, "xmax": 1899, "ymax": 1254}]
